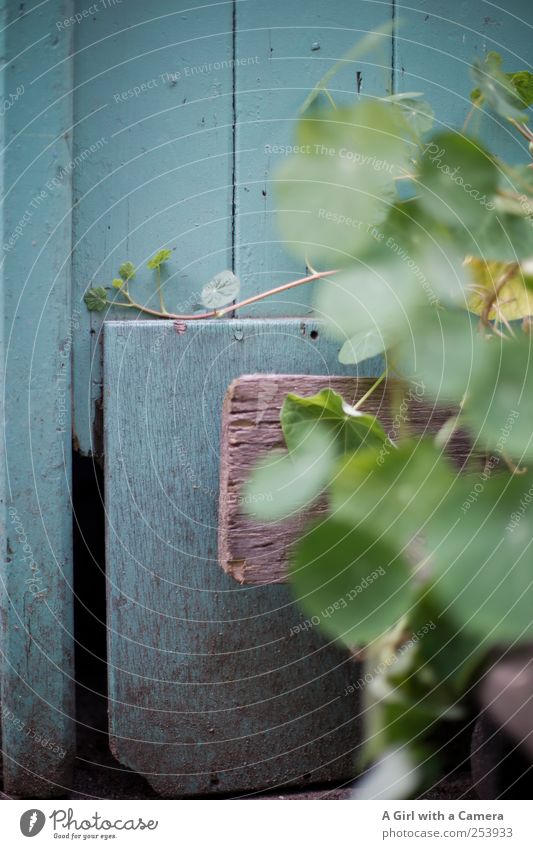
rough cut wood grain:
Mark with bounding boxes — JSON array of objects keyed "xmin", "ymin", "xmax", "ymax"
[
  {"xmin": 104, "ymin": 319, "xmax": 382, "ymax": 797},
  {"xmin": 219, "ymin": 375, "xmax": 471, "ymax": 585}
]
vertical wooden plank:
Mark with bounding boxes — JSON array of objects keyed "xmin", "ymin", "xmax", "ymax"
[
  {"xmin": 395, "ymin": 0, "xmax": 532, "ymax": 163},
  {"xmin": 234, "ymin": 0, "xmax": 394, "ymax": 315},
  {"xmin": 1, "ymin": 1, "xmax": 75, "ymax": 795},
  {"xmin": 0, "ymin": 2, "xmax": 6, "ymax": 784},
  {"xmin": 104, "ymin": 319, "xmax": 382, "ymax": 796},
  {"xmin": 72, "ymin": 1, "xmax": 235, "ymax": 455}
]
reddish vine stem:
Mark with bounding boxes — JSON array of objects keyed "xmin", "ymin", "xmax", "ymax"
[
  {"xmin": 116, "ymin": 269, "xmax": 339, "ymax": 321},
  {"xmin": 509, "ymin": 117, "xmax": 533, "ymax": 144}
]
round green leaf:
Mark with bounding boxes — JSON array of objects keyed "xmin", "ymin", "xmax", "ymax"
[
  {"xmin": 339, "ymin": 329, "xmax": 385, "ymax": 364},
  {"xmin": 330, "ymin": 439, "xmax": 456, "ymax": 547},
  {"xmin": 314, "ymin": 256, "xmax": 424, "ymax": 346},
  {"xmin": 83, "ymin": 287, "xmax": 108, "ymax": 312},
  {"xmin": 470, "ymin": 52, "xmax": 527, "ymax": 121},
  {"xmin": 276, "ymin": 101, "xmax": 413, "ymax": 265},
  {"xmin": 465, "ymin": 333, "xmax": 533, "ymax": 460},
  {"xmin": 242, "ymin": 427, "xmax": 335, "ymax": 521},
  {"xmin": 147, "ymin": 248, "xmax": 172, "ymax": 269},
  {"xmin": 396, "ymin": 306, "xmax": 489, "ymax": 404},
  {"xmin": 281, "ymin": 388, "xmax": 387, "ymax": 455},
  {"xmin": 418, "ymin": 132, "xmax": 498, "ymax": 228},
  {"xmin": 427, "ymin": 473, "xmax": 533, "ymax": 643},
  {"xmin": 290, "ymin": 518, "xmax": 412, "ymax": 647},
  {"xmin": 201, "ymin": 270, "xmax": 240, "ymax": 308}
]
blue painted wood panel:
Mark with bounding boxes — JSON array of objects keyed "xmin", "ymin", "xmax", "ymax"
[
  {"xmin": 1, "ymin": 0, "xmax": 75, "ymax": 796},
  {"xmin": 104, "ymin": 319, "xmax": 384, "ymax": 796},
  {"xmin": 71, "ymin": 0, "xmax": 532, "ymax": 451},
  {"xmin": 72, "ymin": 1, "xmax": 235, "ymax": 454},
  {"xmin": 234, "ymin": 0, "xmax": 394, "ymax": 315},
  {"xmin": 0, "ymin": 0, "xmax": 6, "ymax": 789}
]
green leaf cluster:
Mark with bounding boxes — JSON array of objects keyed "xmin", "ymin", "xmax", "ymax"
[
  {"xmin": 470, "ymin": 51, "xmax": 533, "ymax": 116},
  {"xmin": 246, "ymin": 46, "xmax": 533, "ymax": 797}
]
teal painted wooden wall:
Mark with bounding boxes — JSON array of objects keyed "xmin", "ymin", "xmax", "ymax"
[
  {"xmin": 72, "ymin": 0, "xmax": 532, "ymax": 456},
  {"xmin": 72, "ymin": 0, "xmax": 395, "ymax": 454},
  {"xmin": 1, "ymin": 0, "xmax": 531, "ymax": 797}
]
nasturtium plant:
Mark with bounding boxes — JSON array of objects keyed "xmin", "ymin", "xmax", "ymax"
[
  {"xmin": 281, "ymin": 388, "xmax": 387, "ymax": 453},
  {"xmin": 78, "ymin": 21, "xmax": 533, "ymax": 798},
  {"xmin": 382, "ymin": 92, "xmax": 434, "ymax": 138},
  {"xmin": 242, "ymin": 427, "xmax": 335, "ymax": 521},
  {"xmin": 394, "ymin": 305, "xmax": 487, "ymax": 404},
  {"xmin": 245, "ymin": 387, "xmax": 388, "ymax": 521},
  {"xmin": 315, "ymin": 259, "xmax": 424, "ymax": 350},
  {"xmin": 424, "ymin": 470, "xmax": 533, "ymax": 647},
  {"xmin": 84, "ymin": 256, "xmax": 244, "ymax": 319},
  {"xmin": 276, "ymin": 101, "xmax": 414, "ymax": 265},
  {"xmin": 465, "ymin": 333, "xmax": 533, "ymax": 460},
  {"xmin": 418, "ymin": 132, "xmax": 498, "ymax": 227},
  {"xmin": 329, "ymin": 439, "xmax": 457, "ymax": 547},
  {"xmin": 338, "ymin": 328, "xmax": 384, "ymax": 365},
  {"xmin": 470, "ymin": 51, "xmax": 532, "ymax": 119},
  {"xmin": 290, "ymin": 519, "xmax": 413, "ymax": 647},
  {"xmin": 244, "ymin": 44, "xmax": 533, "ymax": 799},
  {"xmin": 83, "ymin": 36, "xmax": 533, "ymax": 800}
]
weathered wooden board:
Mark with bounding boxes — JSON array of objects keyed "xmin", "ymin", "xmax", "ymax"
[
  {"xmin": 72, "ymin": 0, "xmax": 235, "ymax": 454},
  {"xmin": 1, "ymin": 0, "xmax": 75, "ymax": 796},
  {"xmin": 104, "ymin": 319, "xmax": 383, "ymax": 796},
  {"xmin": 234, "ymin": 0, "xmax": 394, "ymax": 315},
  {"xmin": 218, "ymin": 374, "xmax": 470, "ymax": 585}
]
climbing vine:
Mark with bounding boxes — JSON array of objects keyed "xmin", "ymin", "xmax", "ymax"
[{"xmin": 243, "ymin": 49, "xmax": 533, "ymax": 798}]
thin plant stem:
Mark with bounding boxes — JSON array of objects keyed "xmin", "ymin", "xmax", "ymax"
[
  {"xmin": 323, "ymin": 87, "xmax": 338, "ymax": 110},
  {"xmin": 462, "ymin": 103, "xmax": 477, "ymax": 133},
  {"xmin": 509, "ymin": 117, "xmax": 533, "ymax": 144},
  {"xmin": 157, "ymin": 266, "xmax": 168, "ymax": 314},
  {"xmin": 354, "ymin": 368, "xmax": 388, "ymax": 409},
  {"xmin": 305, "ymin": 256, "xmax": 319, "ymax": 275},
  {"xmin": 500, "ymin": 450, "xmax": 527, "ymax": 475},
  {"xmin": 479, "ymin": 262, "xmax": 519, "ymax": 331}
]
